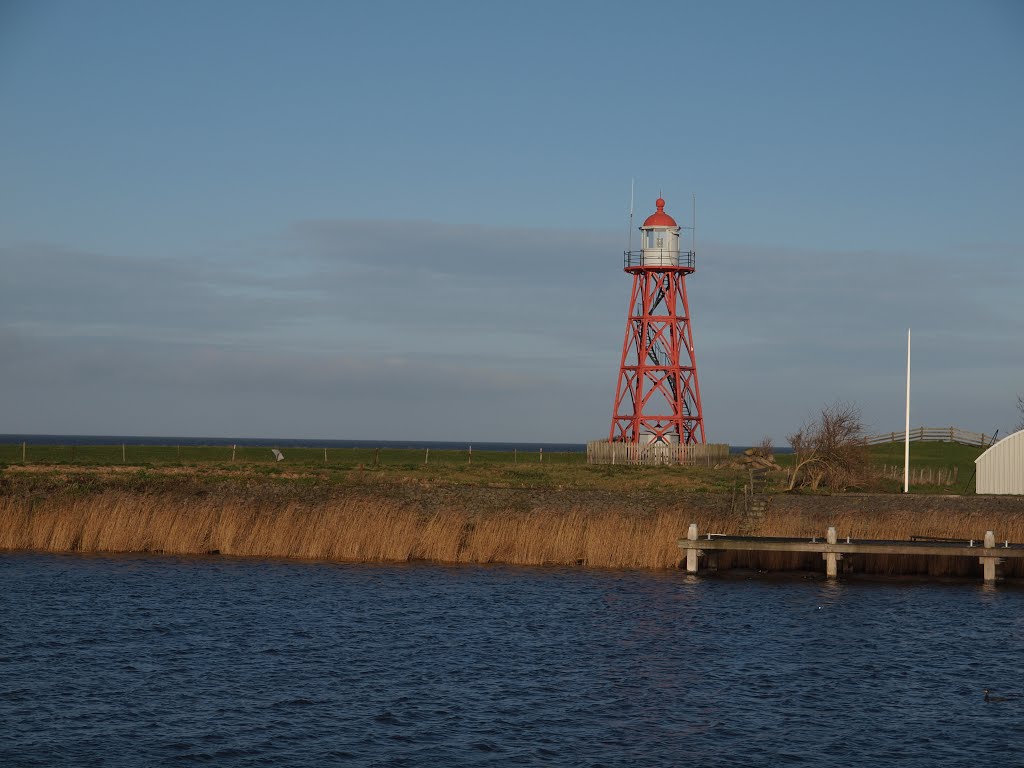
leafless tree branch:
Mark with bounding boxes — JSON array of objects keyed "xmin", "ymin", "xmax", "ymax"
[{"xmin": 786, "ymin": 401, "xmax": 868, "ymax": 491}]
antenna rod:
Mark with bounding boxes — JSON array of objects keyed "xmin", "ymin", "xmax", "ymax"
[
  {"xmin": 692, "ymin": 193, "xmax": 697, "ymax": 259},
  {"xmin": 627, "ymin": 178, "xmax": 635, "ymax": 256}
]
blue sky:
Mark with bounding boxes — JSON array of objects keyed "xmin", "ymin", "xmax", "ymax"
[{"xmin": 1, "ymin": 0, "xmax": 1021, "ymax": 443}]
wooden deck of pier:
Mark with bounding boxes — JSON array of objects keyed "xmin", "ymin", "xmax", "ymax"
[{"xmin": 678, "ymin": 525, "xmax": 1024, "ymax": 583}]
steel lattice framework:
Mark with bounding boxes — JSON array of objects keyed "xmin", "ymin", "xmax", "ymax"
[{"xmin": 610, "ymin": 265, "xmax": 705, "ymax": 444}]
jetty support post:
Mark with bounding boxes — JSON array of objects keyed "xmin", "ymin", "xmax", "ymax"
[
  {"xmin": 685, "ymin": 523, "xmax": 702, "ymax": 574},
  {"xmin": 980, "ymin": 530, "xmax": 1002, "ymax": 584},
  {"xmin": 823, "ymin": 526, "xmax": 842, "ymax": 579}
]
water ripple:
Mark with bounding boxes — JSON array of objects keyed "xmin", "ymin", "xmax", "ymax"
[{"xmin": 2, "ymin": 553, "xmax": 1024, "ymax": 766}]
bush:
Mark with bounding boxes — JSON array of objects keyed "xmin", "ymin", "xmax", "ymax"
[{"xmin": 787, "ymin": 402, "xmax": 868, "ymax": 491}]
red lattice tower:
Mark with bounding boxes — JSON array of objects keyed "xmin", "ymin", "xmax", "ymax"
[{"xmin": 610, "ymin": 197, "xmax": 705, "ymax": 444}]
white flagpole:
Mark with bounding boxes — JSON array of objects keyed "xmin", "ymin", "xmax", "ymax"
[{"xmin": 904, "ymin": 328, "xmax": 911, "ymax": 493}]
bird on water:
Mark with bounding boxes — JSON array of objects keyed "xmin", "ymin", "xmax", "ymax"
[{"xmin": 983, "ymin": 689, "xmax": 1019, "ymax": 703}]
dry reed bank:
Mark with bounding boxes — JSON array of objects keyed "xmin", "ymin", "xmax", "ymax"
[{"xmin": 2, "ymin": 465, "xmax": 1023, "ymax": 576}]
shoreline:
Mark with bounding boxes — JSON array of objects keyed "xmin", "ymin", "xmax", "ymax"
[{"xmin": 2, "ymin": 465, "xmax": 1023, "ymax": 576}]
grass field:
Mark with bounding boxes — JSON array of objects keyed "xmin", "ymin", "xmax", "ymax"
[
  {"xmin": 863, "ymin": 440, "xmax": 984, "ymax": 494},
  {"xmin": 0, "ymin": 443, "xmax": 583, "ymax": 469},
  {"xmin": 0, "ymin": 440, "xmax": 987, "ymax": 494}
]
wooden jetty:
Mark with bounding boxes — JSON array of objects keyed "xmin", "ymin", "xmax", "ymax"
[{"xmin": 679, "ymin": 525, "xmax": 1024, "ymax": 583}]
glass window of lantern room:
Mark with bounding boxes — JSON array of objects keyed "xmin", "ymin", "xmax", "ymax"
[{"xmin": 646, "ymin": 230, "xmax": 655, "ymax": 248}]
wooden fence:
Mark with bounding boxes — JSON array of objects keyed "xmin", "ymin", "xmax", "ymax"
[
  {"xmin": 863, "ymin": 426, "xmax": 995, "ymax": 448},
  {"xmin": 586, "ymin": 440, "xmax": 730, "ymax": 466}
]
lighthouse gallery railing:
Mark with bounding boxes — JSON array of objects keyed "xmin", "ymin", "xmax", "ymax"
[{"xmin": 623, "ymin": 249, "xmax": 696, "ymax": 270}]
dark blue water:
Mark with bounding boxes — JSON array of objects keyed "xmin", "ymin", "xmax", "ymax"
[{"xmin": 2, "ymin": 555, "xmax": 1021, "ymax": 766}]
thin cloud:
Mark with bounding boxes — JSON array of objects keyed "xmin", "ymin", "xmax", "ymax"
[{"xmin": 1, "ymin": 220, "xmax": 1020, "ymax": 441}]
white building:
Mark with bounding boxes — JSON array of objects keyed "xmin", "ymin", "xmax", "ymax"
[{"xmin": 975, "ymin": 430, "xmax": 1024, "ymax": 495}]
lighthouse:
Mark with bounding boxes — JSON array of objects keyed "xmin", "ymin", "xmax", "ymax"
[{"xmin": 609, "ymin": 196, "xmax": 706, "ymax": 444}]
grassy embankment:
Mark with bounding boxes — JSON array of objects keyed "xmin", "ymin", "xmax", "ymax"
[
  {"xmin": 2, "ymin": 441, "xmax": 1019, "ymax": 575},
  {"xmin": 0, "ymin": 440, "xmax": 985, "ymax": 494}
]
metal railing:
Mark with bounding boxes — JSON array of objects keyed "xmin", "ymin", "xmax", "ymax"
[{"xmin": 623, "ymin": 249, "xmax": 695, "ymax": 270}]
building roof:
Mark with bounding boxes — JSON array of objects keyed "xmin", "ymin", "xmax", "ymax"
[
  {"xmin": 975, "ymin": 429, "xmax": 1024, "ymax": 495},
  {"xmin": 642, "ymin": 197, "xmax": 678, "ymax": 228}
]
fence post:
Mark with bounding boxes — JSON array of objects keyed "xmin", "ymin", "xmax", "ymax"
[
  {"xmin": 22, "ymin": 441, "xmax": 26, "ymax": 463},
  {"xmin": 468, "ymin": 445, "xmax": 472, "ymax": 465},
  {"xmin": 424, "ymin": 448, "xmax": 429, "ymax": 465},
  {"xmin": 122, "ymin": 443, "xmax": 126, "ymax": 463},
  {"xmin": 540, "ymin": 447, "xmax": 543, "ymax": 463}
]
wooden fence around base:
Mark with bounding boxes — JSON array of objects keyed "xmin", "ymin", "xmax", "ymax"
[
  {"xmin": 586, "ymin": 440, "xmax": 730, "ymax": 466},
  {"xmin": 863, "ymin": 426, "xmax": 994, "ymax": 447}
]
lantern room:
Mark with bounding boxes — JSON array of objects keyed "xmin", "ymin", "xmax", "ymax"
[
  {"xmin": 625, "ymin": 197, "xmax": 694, "ymax": 271},
  {"xmin": 640, "ymin": 197, "xmax": 680, "ymax": 267}
]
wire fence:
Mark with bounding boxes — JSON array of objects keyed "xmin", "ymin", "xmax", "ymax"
[{"xmin": 0, "ymin": 443, "xmax": 588, "ymax": 468}]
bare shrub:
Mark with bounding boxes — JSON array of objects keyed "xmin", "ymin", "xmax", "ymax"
[
  {"xmin": 786, "ymin": 402, "xmax": 868, "ymax": 491},
  {"xmin": 753, "ymin": 435, "xmax": 774, "ymax": 459},
  {"xmin": 1016, "ymin": 394, "xmax": 1024, "ymax": 432}
]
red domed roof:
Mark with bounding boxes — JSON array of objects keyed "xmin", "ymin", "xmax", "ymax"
[{"xmin": 642, "ymin": 197, "xmax": 678, "ymax": 228}]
